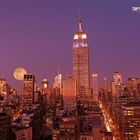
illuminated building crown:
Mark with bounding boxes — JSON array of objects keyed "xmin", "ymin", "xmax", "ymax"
[{"xmin": 73, "ymin": 18, "xmax": 87, "ymax": 41}]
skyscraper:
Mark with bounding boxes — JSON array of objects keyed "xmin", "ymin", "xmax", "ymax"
[
  {"xmin": 53, "ymin": 74, "xmax": 62, "ymax": 89},
  {"xmin": 0, "ymin": 78, "xmax": 10, "ymax": 104},
  {"xmin": 53, "ymin": 74, "xmax": 62, "ymax": 95},
  {"xmin": 112, "ymin": 72, "xmax": 122, "ymax": 97},
  {"xmin": 72, "ymin": 18, "xmax": 90, "ymax": 99},
  {"xmin": 63, "ymin": 75, "xmax": 77, "ymax": 113},
  {"xmin": 23, "ymin": 75, "xmax": 36, "ymax": 105},
  {"xmin": 103, "ymin": 78, "xmax": 110, "ymax": 92},
  {"xmin": 92, "ymin": 74, "xmax": 98, "ymax": 101},
  {"xmin": 126, "ymin": 78, "xmax": 140, "ymax": 97}
]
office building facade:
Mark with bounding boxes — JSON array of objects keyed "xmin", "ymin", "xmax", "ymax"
[{"xmin": 72, "ymin": 18, "xmax": 90, "ymax": 99}]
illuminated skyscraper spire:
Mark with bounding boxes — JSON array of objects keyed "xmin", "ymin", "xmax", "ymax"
[
  {"xmin": 78, "ymin": 16, "xmax": 83, "ymax": 32},
  {"xmin": 73, "ymin": 17, "xmax": 87, "ymax": 42}
]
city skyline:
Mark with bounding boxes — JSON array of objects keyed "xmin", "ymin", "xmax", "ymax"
[
  {"xmin": 0, "ymin": 1, "xmax": 140, "ymax": 139},
  {"xmin": 0, "ymin": 0, "xmax": 140, "ymax": 89}
]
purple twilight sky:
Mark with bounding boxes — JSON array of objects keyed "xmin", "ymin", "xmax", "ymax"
[{"xmin": 0, "ymin": 0, "xmax": 140, "ymax": 90}]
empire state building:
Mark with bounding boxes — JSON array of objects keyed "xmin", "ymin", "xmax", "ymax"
[{"xmin": 72, "ymin": 18, "xmax": 90, "ymax": 99}]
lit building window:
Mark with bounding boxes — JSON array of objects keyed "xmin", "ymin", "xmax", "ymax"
[
  {"xmin": 124, "ymin": 110, "xmax": 134, "ymax": 115},
  {"xmin": 74, "ymin": 34, "xmax": 79, "ymax": 39},
  {"xmin": 81, "ymin": 34, "xmax": 87, "ymax": 39}
]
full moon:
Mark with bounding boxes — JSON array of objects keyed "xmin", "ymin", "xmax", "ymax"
[{"xmin": 13, "ymin": 67, "xmax": 27, "ymax": 80}]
